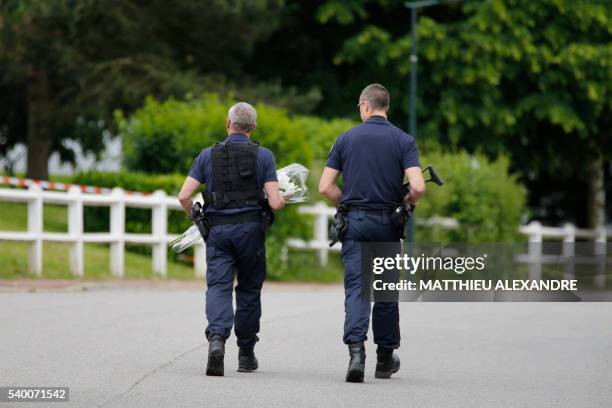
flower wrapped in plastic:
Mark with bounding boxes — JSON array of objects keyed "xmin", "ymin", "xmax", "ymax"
[
  {"xmin": 169, "ymin": 163, "xmax": 309, "ymax": 253},
  {"xmin": 169, "ymin": 224, "xmax": 202, "ymax": 253},
  {"xmin": 276, "ymin": 163, "xmax": 309, "ymax": 203}
]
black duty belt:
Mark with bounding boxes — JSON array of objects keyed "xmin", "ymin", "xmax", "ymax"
[
  {"xmin": 208, "ymin": 212, "xmax": 262, "ymax": 226},
  {"xmin": 346, "ymin": 207, "xmax": 394, "ymax": 215}
]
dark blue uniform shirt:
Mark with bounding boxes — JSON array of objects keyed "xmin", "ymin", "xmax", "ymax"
[
  {"xmin": 188, "ymin": 133, "xmax": 278, "ymax": 215},
  {"xmin": 326, "ymin": 116, "xmax": 420, "ymax": 210}
]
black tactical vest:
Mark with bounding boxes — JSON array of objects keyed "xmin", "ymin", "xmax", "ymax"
[{"xmin": 207, "ymin": 140, "xmax": 264, "ymax": 209}]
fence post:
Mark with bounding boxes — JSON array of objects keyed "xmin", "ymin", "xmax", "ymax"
[
  {"xmin": 194, "ymin": 243, "xmax": 207, "ymax": 278},
  {"xmin": 594, "ymin": 226, "xmax": 607, "ymax": 289},
  {"xmin": 110, "ymin": 188, "xmax": 125, "ymax": 277},
  {"xmin": 314, "ymin": 202, "xmax": 329, "ymax": 266},
  {"xmin": 527, "ymin": 221, "xmax": 542, "ymax": 280},
  {"xmin": 67, "ymin": 186, "xmax": 84, "ymax": 277},
  {"xmin": 152, "ymin": 190, "xmax": 168, "ymax": 277},
  {"xmin": 562, "ymin": 222, "xmax": 575, "ymax": 280},
  {"xmin": 27, "ymin": 184, "xmax": 43, "ymax": 276},
  {"xmin": 281, "ymin": 246, "xmax": 289, "ymax": 264}
]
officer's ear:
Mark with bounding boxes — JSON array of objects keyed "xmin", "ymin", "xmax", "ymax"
[{"xmin": 226, "ymin": 118, "xmax": 231, "ymax": 131}]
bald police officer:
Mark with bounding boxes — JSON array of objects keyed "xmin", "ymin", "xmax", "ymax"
[
  {"xmin": 319, "ymin": 84, "xmax": 425, "ymax": 382},
  {"xmin": 178, "ymin": 102, "xmax": 285, "ymax": 376}
]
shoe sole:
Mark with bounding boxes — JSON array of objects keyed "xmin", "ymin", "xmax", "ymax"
[
  {"xmin": 374, "ymin": 369, "xmax": 391, "ymax": 379},
  {"xmin": 346, "ymin": 367, "xmax": 364, "ymax": 383},
  {"xmin": 237, "ymin": 357, "xmax": 258, "ymax": 373},
  {"xmin": 374, "ymin": 361, "xmax": 400, "ymax": 379},
  {"xmin": 206, "ymin": 352, "xmax": 224, "ymax": 376}
]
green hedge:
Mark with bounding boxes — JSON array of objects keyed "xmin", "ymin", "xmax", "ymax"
[
  {"xmin": 72, "ymin": 171, "xmax": 185, "ymax": 196},
  {"xmin": 72, "ymin": 171, "xmax": 190, "ymax": 238},
  {"xmin": 116, "ymin": 94, "xmax": 351, "ymax": 174},
  {"xmin": 415, "ymin": 150, "xmax": 527, "ymax": 242}
]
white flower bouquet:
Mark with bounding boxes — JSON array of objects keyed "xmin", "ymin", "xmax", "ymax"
[
  {"xmin": 169, "ymin": 163, "xmax": 309, "ymax": 253},
  {"xmin": 276, "ymin": 163, "xmax": 309, "ymax": 203}
]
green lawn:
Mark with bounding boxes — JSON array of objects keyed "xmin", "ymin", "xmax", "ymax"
[{"xmin": 273, "ymin": 249, "xmax": 343, "ymax": 283}]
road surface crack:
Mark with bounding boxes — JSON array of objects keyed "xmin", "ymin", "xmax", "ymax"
[{"xmin": 96, "ymin": 342, "xmax": 206, "ymax": 408}]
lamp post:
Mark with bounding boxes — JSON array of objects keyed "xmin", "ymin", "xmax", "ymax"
[{"xmin": 404, "ymin": 0, "xmax": 444, "ymax": 243}]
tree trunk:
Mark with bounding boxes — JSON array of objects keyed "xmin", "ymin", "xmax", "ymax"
[
  {"xmin": 26, "ymin": 69, "xmax": 52, "ymax": 180},
  {"xmin": 588, "ymin": 154, "xmax": 606, "ymax": 234}
]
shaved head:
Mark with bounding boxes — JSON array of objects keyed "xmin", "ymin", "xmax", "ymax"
[{"xmin": 359, "ymin": 83, "xmax": 390, "ymax": 111}]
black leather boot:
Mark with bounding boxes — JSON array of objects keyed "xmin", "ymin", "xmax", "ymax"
[
  {"xmin": 375, "ymin": 350, "xmax": 400, "ymax": 379},
  {"xmin": 206, "ymin": 335, "xmax": 225, "ymax": 376},
  {"xmin": 237, "ymin": 348, "xmax": 258, "ymax": 373},
  {"xmin": 345, "ymin": 342, "xmax": 366, "ymax": 383}
]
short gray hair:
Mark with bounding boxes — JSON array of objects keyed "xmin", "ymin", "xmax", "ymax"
[
  {"xmin": 359, "ymin": 83, "xmax": 390, "ymax": 111},
  {"xmin": 228, "ymin": 102, "xmax": 257, "ymax": 132}
]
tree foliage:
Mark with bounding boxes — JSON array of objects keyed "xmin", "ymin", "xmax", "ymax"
[
  {"xmin": 0, "ymin": 0, "xmax": 283, "ymax": 178},
  {"xmin": 315, "ymin": 0, "xmax": 611, "ymax": 224},
  {"xmin": 320, "ymin": 0, "xmax": 611, "ymax": 157}
]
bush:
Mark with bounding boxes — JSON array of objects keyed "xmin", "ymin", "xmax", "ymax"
[
  {"xmin": 293, "ymin": 115, "xmax": 355, "ymax": 164},
  {"xmin": 117, "ymin": 93, "xmax": 343, "ymax": 174},
  {"xmin": 415, "ymin": 150, "xmax": 527, "ymax": 242}
]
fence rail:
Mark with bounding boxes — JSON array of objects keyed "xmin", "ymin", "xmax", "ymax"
[{"xmin": 519, "ymin": 220, "xmax": 609, "ymax": 243}]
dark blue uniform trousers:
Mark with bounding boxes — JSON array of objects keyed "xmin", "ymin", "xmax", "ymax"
[
  {"xmin": 204, "ymin": 221, "xmax": 266, "ymax": 350},
  {"xmin": 342, "ymin": 210, "xmax": 400, "ymax": 351}
]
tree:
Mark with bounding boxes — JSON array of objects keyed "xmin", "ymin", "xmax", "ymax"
[
  {"xmin": 0, "ymin": 0, "xmax": 283, "ymax": 179},
  {"xmin": 316, "ymin": 0, "xmax": 612, "ymax": 228}
]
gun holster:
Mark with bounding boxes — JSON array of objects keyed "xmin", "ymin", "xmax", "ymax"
[
  {"xmin": 261, "ymin": 203, "xmax": 275, "ymax": 233},
  {"xmin": 329, "ymin": 204, "xmax": 348, "ymax": 247},
  {"xmin": 390, "ymin": 203, "xmax": 414, "ymax": 240},
  {"xmin": 191, "ymin": 202, "xmax": 210, "ymax": 240}
]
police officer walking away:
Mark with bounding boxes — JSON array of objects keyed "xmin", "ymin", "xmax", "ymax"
[
  {"xmin": 178, "ymin": 102, "xmax": 285, "ymax": 376},
  {"xmin": 319, "ymin": 84, "xmax": 425, "ymax": 382}
]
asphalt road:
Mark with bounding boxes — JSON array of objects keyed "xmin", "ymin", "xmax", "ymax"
[{"xmin": 1, "ymin": 282, "xmax": 611, "ymax": 408}]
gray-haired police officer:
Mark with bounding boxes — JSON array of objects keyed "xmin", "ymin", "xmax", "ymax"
[
  {"xmin": 319, "ymin": 84, "xmax": 425, "ymax": 382},
  {"xmin": 179, "ymin": 102, "xmax": 285, "ymax": 376}
]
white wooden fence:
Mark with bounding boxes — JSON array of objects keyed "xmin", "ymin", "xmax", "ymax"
[
  {"xmin": 0, "ymin": 187, "xmax": 609, "ymax": 277},
  {"xmin": 518, "ymin": 220, "xmax": 609, "ymax": 286},
  {"xmin": 0, "ymin": 185, "xmax": 206, "ymax": 278}
]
